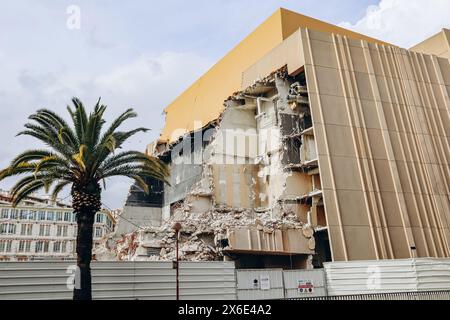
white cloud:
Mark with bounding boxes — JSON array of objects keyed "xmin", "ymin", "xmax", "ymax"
[
  {"xmin": 339, "ymin": 0, "xmax": 450, "ymax": 48},
  {"xmin": 93, "ymin": 52, "xmax": 211, "ymax": 103}
]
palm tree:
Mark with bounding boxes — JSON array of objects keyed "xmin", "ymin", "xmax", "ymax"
[{"xmin": 0, "ymin": 97, "xmax": 169, "ymax": 300}]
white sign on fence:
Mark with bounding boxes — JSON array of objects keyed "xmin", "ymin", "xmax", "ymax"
[
  {"xmin": 260, "ymin": 275, "xmax": 271, "ymax": 290},
  {"xmin": 297, "ymin": 280, "xmax": 314, "ymax": 294}
]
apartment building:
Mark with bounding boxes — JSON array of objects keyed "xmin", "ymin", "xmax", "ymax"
[
  {"xmin": 114, "ymin": 8, "xmax": 449, "ymax": 268},
  {"xmin": 0, "ymin": 190, "xmax": 116, "ymax": 261}
]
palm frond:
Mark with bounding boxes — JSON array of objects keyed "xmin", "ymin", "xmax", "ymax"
[
  {"xmin": 51, "ymin": 180, "xmax": 72, "ymax": 201},
  {"xmin": 69, "ymin": 97, "xmax": 88, "ymax": 144},
  {"xmin": 97, "ymin": 108, "xmax": 137, "ymax": 148},
  {"xmin": 10, "ymin": 150, "xmax": 53, "ymax": 168},
  {"xmin": 99, "ymin": 164, "xmax": 170, "ymax": 185},
  {"xmin": 72, "ymin": 144, "xmax": 87, "ymax": 171},
  {"xmin": 12, "ymin": 180, "xmax": 47, "ymax": 207},
  {"xmin": 0, "ymin": 163, "xmax": 37, "ymax": 180},
  {"xmin": 97, "ymin": 151, "xmax": 169, "ymax": 179},
  {"xmin": 17, "ymin": 124, "xmax": 76, "ymax": 162},
  {"xmin": 36, "ymin": 108, "xmax": 79, "ymax": 147}
]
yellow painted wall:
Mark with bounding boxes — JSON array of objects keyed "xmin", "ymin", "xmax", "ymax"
[{"xmin": 160, "ymin": 8, "xmax": 389, "ymax": 143}]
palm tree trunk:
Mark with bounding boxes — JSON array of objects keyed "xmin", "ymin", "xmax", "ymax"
[
  {"xmin": 73, "ymin": 210, "xmax": 95, "ymax": 300},
  {"xmin": 71, "ymin": 182, "xmax": 102, "ymax": 300}
]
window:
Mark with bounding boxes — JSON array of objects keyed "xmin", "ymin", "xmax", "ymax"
[
  {"xmin": 96, "ymin": 213, "xmax": 104, "ymax": 223},
  {"xmin": 39, "ymin": 225, "xmax": 51, "ymax": 237},
  {"xmin": 20, "ymin": 224, "xmax": 33, "ymax": 236},
  {"xmin": 57, "ymin": 225, "xmax": 68, "ymax": 237},
  {"xmin": 72, "ymin": 212, "xmax": 77, "ymax": 222},
  {"xmin": 18, "ymin": 240, "xmax": 31, "ymax": 252},
  {"xmin": 38, "ymin": 211, "xmax": 46, "ymax": 221},
  {"xmin": 94, "ymin": 227, "xmax": 102, "ymax": 238},
  {"xmin": 20, "ymin": 210, "xmax": 28, "ymax": 220},
  {"xmin": 63, "ymin": 212, "xmax": 71, "ymax": 222},
  {"xmin": 27, "ymin": 224, "xmax": 33, "ymax": 235},
  {"xmin": 53, "ymin": 241, "xmax": 61, "ymax": 253},
  {"xmin": 28, "ymin": 210, "xmax": 37, "ymax": 220},
  {"xmin": 10, "ymin": 209, "xmax": 18, "ymax": 219},
  {"xmin": 53, "ymin": 241, "xmax": 67, "ymax": 253},
  {"xmin": 1, "ymin": 208, "xmax": 9, "ymax": 219},
  {"xmin": 0, "ymin": 240, "xmax": 13, "ymax": 253},
  {"xmin": 1, "ymin": 223, "xmax": 16, "ymax": 235},
  {"xmin": 107, "ymin": 217, "xmax": 113, "ymax": 230},
  {"xmin": 46, "ymin": 211, "xmax": 54, "ymax": 221},
  {"xmin": 35, "ymin": 241, "xmax": 49, "ymax": 253},
  {"xmin": 55, "ymin": 212, "xmax": 62, "ymax": 221},
  {"xmin": 35, "ymin": 241, "xmax": 43, "ymax": 253}
]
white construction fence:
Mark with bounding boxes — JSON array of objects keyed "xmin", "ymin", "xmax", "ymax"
[
  {"xmin": 1, "ymin": 258, "xmax": 450, "ymax": 300},
  {"xmin": 0, "ymin": 261, "xmax": 236, "ymax": 300}
]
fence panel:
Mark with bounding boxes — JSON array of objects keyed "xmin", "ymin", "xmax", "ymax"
[
  {"xmin": 236, "ymin": 269, "xmax": 284, "ymax": 300},
  {"xmin": 0, "ymin": 261, "xmax": 236, "ymax": 300},
  {"xmin": 415, "ymin": 258, "xmax": 450, "ymax": 292},
  {"xmin": 283, "ymin": 269, "xmax": 326, "ymax": 298},
  {"xmin": 0, "ymin": 262, "xmax": 73, "ymax": 300},
  {"xmin": 324, "ymin": 259, "xmax": 418, "ymax": 296}
]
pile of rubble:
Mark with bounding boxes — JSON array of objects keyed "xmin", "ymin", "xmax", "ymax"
[{"xmin": 93, "ymin": 201, "xmax": 306, "ymax": 262}]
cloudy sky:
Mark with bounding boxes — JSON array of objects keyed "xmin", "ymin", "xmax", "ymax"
[{"xmin": 0, "ymin": 0, "xmax": 449, "ymax": 209}]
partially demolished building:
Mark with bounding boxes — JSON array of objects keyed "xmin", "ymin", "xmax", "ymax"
[{"xmin": 110, "ymin": 9, "xmax": 450, "ymax": 268}]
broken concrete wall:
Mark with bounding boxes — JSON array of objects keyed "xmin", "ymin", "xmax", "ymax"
[
  {"xmin": 103, "ymin": 67, "xmax": 322, "ymax": 267},
  {"xmin": 227, "ymin": 226, "xmax": 314, "ymax": 255},
  {"xmin": 115, "ymin": 206, "xmax": 163, "ymax": 236},
  {"xmin": 212, "ymin": 164, "xmax": 260, "ymax": 208},
  {"xmin": 209, "ymin": 104, "xmax": 258, "ymax": 164},
  {"xmin": 164, "ymin": 139, "xmax": 204, "ymax": 206}
]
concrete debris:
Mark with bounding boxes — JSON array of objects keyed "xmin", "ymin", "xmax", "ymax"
[{"xmin": 94, "ymin": 200, "xmax": 306, "ymax": 262}]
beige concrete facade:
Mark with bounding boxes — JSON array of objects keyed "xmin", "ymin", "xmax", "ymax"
[
  {"xmin": 304, "ymin": 29, "xmax": 450, "ymax": 261},
  {"xmin": 238, "ymin": 27, "xmax": 450, "ymax": 261},
  {"xmin": 410, "ymin": 29, "xmax": 450, "ymax": 59}
]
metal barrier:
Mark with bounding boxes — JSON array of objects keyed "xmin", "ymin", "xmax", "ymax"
[
  {"xmin": 2, "ymin": 258, "xmax": 450, "ymax": 300},
  {"xmin": 288, "ymin": 290, "xmax": 450, "ymax": 300},
  {"xmin": 236, "ymin": 269, "xmax": 285, "ymax": 300},
  {"xmin": 324, "ymin": 258, "xmax": 450, "ymax": 296},
  {"xmin": 0, "ymin": 261, "xmax": 236, "ymax": 300},
  {"xmin": 283, "ymin": 269, "xmax": 327, "ymax": 298}
]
